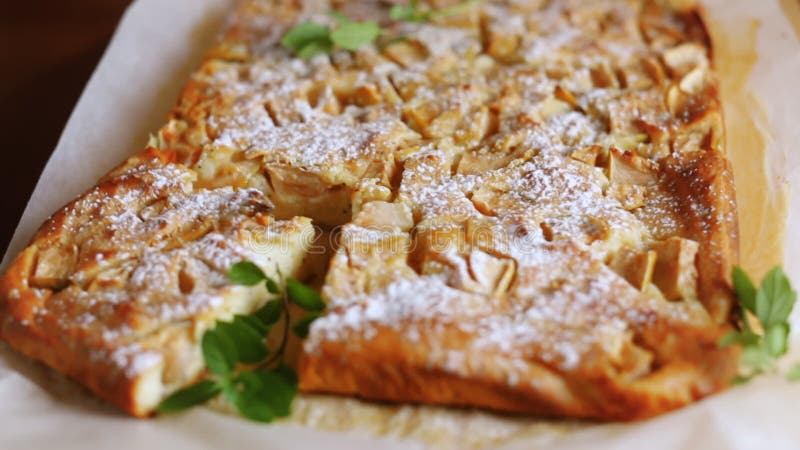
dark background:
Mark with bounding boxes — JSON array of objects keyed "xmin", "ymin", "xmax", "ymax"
[{"xmin": 0, "ymin": 0, "xmax": 132, "ymax": 254}]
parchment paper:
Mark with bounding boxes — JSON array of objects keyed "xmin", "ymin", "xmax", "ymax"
[{"xmin": 1, "ymin": 0, "xmax": 799, "ymax": 449}]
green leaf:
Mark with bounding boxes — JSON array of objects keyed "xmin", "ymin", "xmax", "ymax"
[
  {"xmin": 157, "ymin": 380, "xmax": 221, "ymax": 413},
  {"xmin": 718, "ymin": 330, "xmax": 760, "ymax": 348},
  {"xmin": 765, "ymin": 323, "xmax": 789, "ymax": 357},
  {"xmin": 328, "ymin": 10, "xmax": 352, "ymax": 25},
  {"xmin": 732, "ymin": 266, "xmax": 757, "ymax": 313},
  {"xmin": 255, "ymin": 300, "xmax": 284, "ymax": 325},
  {"xmin": 292, "ymin": 312, "xmax": 321, "ymax": 338},
  {"xmin": 286, "ymin": 279, "xmax": 326, "ymax": 311},
  {"xmin": 718, "ymin": 331, "xmax": 738, "ymax": 348},
  {"xmin": 221, "ymin": 379, "xmax": 240, "ymax": 405},
  {"xmin": 233, "ymin": 370, "xmax": 297, "ymax": 421},
  {"xmin": 235, "ymin": 392, "xmax": 276, "ymax": 423},
  {"xmin": 330, "ymin": 21, "xmax": 381, "ymax": 51},
  {"xmin": 236, "ymin": 314, "xmax": 270, "ymax": 336},
  {"xmin": 432, "ymin": 0, "xmax": 482, "ymax": 19},
  {"xmin": 740, "ymin": 346, "xmax": 774, "ymax": 372},
  {"xmin": 756, "ymin": 267, "xmax": 796, "ymax": 329},
  {"xmin": 297, "ymin": 40, "xmax": 333, "ymax": 59},
  {"xmin": 265, "ymin": 278, "xmax": 280, "ymax": 294},
  {"xmin": 281, "ymin": 22, "xmax": 331, "ymax": 52},
  {"xmin": 202, "ymin": 329, "xmax": 238, "ymax": 377},
  {"xmin": 731, "ymin": 373, "xmax": 759, "ymax": 385},
  {"xmin": 274, "ymin": 364, "xmax": 298, "ymax": 389},
  {"xmin": 787, "ymin": 363, "xmax": 800, "ymax": 381},
  {"xmin": 390, "ymin": 5, "xmax": 428, "ymax": 22},
  {"xmin": 217, "ymin": 319, "xmax": 267, "ymax": 364},
  {"xmin": 228, "ymin": 261, "xmax": 267, "ymax": 286},
  {"xmin": 252, "ymin": 370, "xmax": 297, "ymax": 417}
]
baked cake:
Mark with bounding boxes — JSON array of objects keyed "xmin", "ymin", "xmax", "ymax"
[{"xmin": 0, "ymin": 0, "xmax": 739, "ymax": 420}]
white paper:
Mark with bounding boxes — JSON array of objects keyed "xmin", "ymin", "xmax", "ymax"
[{"xmin": 2, "ymin": 0, "xmax": 799, "ymax": 448}]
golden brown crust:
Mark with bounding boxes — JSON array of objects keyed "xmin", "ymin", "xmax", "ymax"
[{"xmin": 301, "ymin": 325, "xmax": 737, "ymax": 420}]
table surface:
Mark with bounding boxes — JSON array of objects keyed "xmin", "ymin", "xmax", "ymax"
[{"xmin": 0, "ymin": 0, "xmax": 132, "ymax": 254}]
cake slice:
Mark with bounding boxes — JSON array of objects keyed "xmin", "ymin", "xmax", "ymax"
[
  {"xmin": 299, "ymin": 146, "xmax": 738, "ymax": 420},
  {"xmin": 0, "ymin": 148, "xmax": 313, "ymax": 415}
]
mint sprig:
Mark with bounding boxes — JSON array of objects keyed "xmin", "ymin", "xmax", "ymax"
[
  {"xmin": 390, "ymin": 0, "xmax": 430, "ymax": 22},
  {"xmin": 281, "ymin": 13, "xmax": 380, "ymax": 58},
  {"xmin": 390, "ymin": 0, "xmax": 482, "ymax": 23},
  {"xmin": 721, "ymin": 266, "xmax": 798, "ymax": 383},
  {"xmin": 156, "ymin": 261, "xmax": 325, "ymax": 420},
  {"xmin": 282, "ymin": 1, "xmax": 482, "ymax": 58}
]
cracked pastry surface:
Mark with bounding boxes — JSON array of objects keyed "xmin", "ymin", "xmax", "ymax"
[{"xmin": 1, "ymin": 0, "xmax": 739, "ymax": 420}]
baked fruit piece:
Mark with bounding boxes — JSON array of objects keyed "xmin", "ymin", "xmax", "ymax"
[{"xmin": 0, "ymin": 148, "xmax": 313, "ymax": 416}]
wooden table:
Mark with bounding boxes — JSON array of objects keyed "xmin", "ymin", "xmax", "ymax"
[{"xmin": 0, "ymin": 0, "xmax": 132, "ymax": 254}]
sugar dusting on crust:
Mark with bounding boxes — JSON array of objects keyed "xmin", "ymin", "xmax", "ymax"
[
  {"xmin": 308, "ymin": 145, "xmax": 676, "ymax": 374},
  {"xmin": 30, "ymin": 161, "xmax": 281, "ymax": 375},
  {"xmin": 271, "ymin": 0, "xmax": 727, "ymax": 395},
  {"xmin": 215, "ymin": 109, "xmax": 400, "ymax": 169}
]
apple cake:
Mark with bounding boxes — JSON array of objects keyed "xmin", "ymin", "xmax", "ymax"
[{"xmin": 0, "ymin": 0, "xmax": 739, "ymax": 420}]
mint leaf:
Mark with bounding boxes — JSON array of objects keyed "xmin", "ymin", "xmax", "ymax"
[
  {"xmin": 286, "ymin": 279, "xmax": 325, "ymax": 311},
  {"xmin": 243, "ymin": 370, "xmax": 297, "ymax": 417},
  {"xmin": 292, "ymin": 312, "xmax": 321, "ymax": 338},
  {"xmin": 233, "ymin": 370, "xmax": 297, "ymax": 421},
  {"xmin": 297, "ymin": 40, "xmax": 333, "ymax": 59},
  {"xmin": 390, "ymin": 0, "xmax": 480, "ymax": 23},
  {"xmin": 787, "ymin": 363, "xmax": 800, "ymax": 381},
  {"xmin": 330, "ymin": 21, "xmax": 381, "ymax": 51},
  {"xmin": 235, "ymin": 391, "xmax": 276, "ymax": 423},
  {"xmin": 718, "ymin": 330, "xmax": 760, "ymax": 348},
  {"xmin": 725, "ymin": 266, "xmax": 798, "ymax": 383},
  {"xmin": 217, "ymin": 319, "xmax": 267, "ymax": 364},
  {"xmin": 732, "ymin": 373, "xmax": 758, "ymax": 385},
  {"xmin": 717, "ymin": 331, "xmax": 738, "ymax": 348},
  {"xmin": 221, "ymin": 379, "xmax": 240, "ymax": 405},
  {"xmin": 159, "ymin": 260, "xmax": 321, "ymax": 420},
  {"xmin": 765, "ymin": 323, "xmax": 789, "ymax": 357},
  {"xmin": 265, "ymin": 278, "xmax": 280, "ymax": 294},
  {"xmin": 732, "ymin": 266, "xmax": 757, "ymax": 313},
  {"xmin": 202, "ymin": 329, "xmax": 238, "ymax": 377},
  {"xmin": 390, "ymin": 5, "xmax": 429, "ymax": 22},
  {"xmin": 756, "ymin": 267, "xmax": 796, "ymax": 329},
  {"xmin": 228, "ymin": 261, "xmax": 267, "ymax": 286},
  {"xmin": 257, "ymin": 370, "xmax": 297, "ymax": 417},
  {"xmin": 281, "ymin": 22, "xmax": 330, "ymax": 53},
  {"xmin": 740, "ymin": 346, "xmax": 773, "ymax": 372},
  {"xmin": 432, "ymin": 0, "xmax": 482, "ymax": 19},
  {"xmin": 274, "ymin": 364, "xmax": 298, "ymax": 389},
  {"xmin": 157, "ymin": 380, "xmax": 221, "ymax": 413},
  {"xmin": 236, "ymin": 314, "xmax": 270, "ymax": 336},
  {"xmin": 256, "ymin": 299, "xmax": 283, "ymax": 325},
  {"xmin": 328, "ymin": 10, "xmax": 352, "ymax": 25}
]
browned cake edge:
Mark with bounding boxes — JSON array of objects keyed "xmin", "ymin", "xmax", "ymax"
[{"xmin": 0, "ymin": 150, "xmax": 179, "ymax": 416}]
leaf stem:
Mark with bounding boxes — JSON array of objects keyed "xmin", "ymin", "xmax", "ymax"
[{"xmin": 256, "ymin": 272, "xmax": 291, "ymax": 370}]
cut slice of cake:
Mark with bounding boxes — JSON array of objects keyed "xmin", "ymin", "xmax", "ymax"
[
  {"xmin": 0, "ymin": 148, "xmax": 313, "ymax": 416},
  {"xmin": 300, "ymin": 147, "xmax": 738, "ymax": 420}
]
